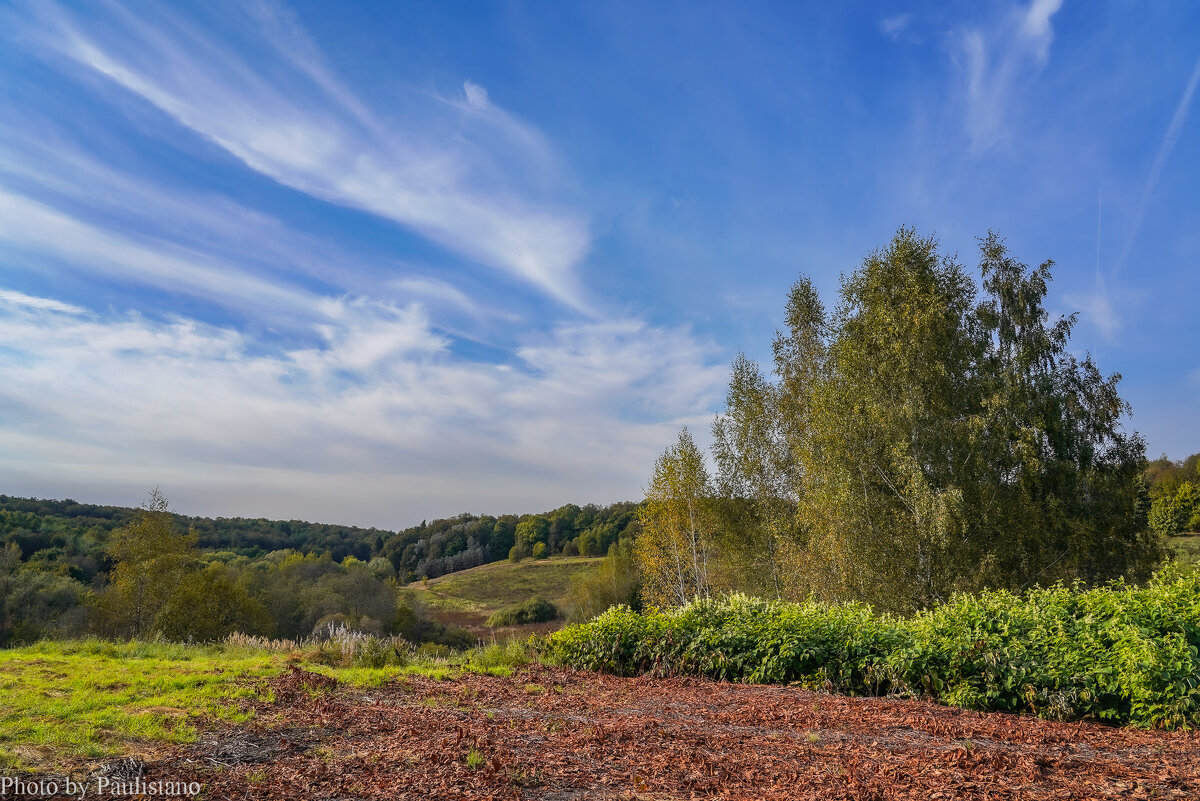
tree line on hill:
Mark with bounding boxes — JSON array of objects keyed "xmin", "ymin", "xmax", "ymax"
[
  {"xmin": 636, "ymin": 229, "xmax": 1172, "ymax": 613},
  {"xmin": 379, "ymin": 502, "xmax": 639, "ymax": 581},
  {"xmin": 1146, "ymin": 452, "xmax": 1200, "ymax": 537},
  {"xmin": 0, "ymin": 490, "xmax": 638, "ymax": 645}
]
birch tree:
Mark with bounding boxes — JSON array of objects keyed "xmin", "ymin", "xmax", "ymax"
[{"xmin": 636, "ymin": 429, "xmax": 715, "ymax": 607}]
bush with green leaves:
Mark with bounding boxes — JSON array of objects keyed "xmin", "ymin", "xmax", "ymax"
[
  {"xmin": 469, "ymin": 639, "xmax": 532, "ymax": 670},
  {"xmin": 546, "ymin": 571, "xmax": 1200, "ymax": 729},
  {"xmin": 485, "ymin": 596, "xmax": 559, "ymax": 627},
  {"xmin": 1149, "ymin": 481, "xmax": 1200, "ymax": 537}
]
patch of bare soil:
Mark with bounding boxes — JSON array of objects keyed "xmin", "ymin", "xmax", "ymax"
[{"xmin": 150, "ymin": 667, "xmax": 1199, "ymax": 800}]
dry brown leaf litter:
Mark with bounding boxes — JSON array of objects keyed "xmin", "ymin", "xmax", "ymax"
[{"xmin": 141, "ymin": 666, "xmax": 1200, "ymax": 800}]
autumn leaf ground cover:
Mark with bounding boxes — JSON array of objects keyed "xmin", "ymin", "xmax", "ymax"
[
  {"xmin": 140, "ymin": 664, "xmax": 1200, "ymax": 800},
  {"xmin": 2, "ymin": 646, "xmax": 1199, "ymax": 799}
]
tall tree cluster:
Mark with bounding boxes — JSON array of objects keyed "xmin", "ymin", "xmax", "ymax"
[{"xmin": 639, "ymin": 229, "xmax": 1161, "ymax": 612}]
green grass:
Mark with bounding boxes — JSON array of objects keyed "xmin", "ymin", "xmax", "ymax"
[
  {"xmin": 1166, "ymin": 534, "xmax": 1200, "ymax": 574},
  {"xmin": 0, "ymin": 638, "xmax": 530, "ymax": 771},
  {"xmin": 407, "ymin": 556, "xmax": 601, "ymax": 623},
  {"xmin": 0, "ymin": 640, "xmax": 279, "ymax": 771}
]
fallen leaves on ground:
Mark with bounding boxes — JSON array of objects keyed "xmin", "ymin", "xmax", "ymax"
[{"xmin": 154, "ymin": 666, "xmax": 1199, "ymax": 800}]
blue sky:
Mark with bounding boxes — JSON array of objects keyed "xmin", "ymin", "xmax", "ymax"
[{"xmin": 0, "ymin": 0, "xmax": 1197, "ymax": 528}]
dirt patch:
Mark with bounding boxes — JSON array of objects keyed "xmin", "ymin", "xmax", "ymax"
[
  {"xmin": 139, "ymin": 667, "xmax": 1199, "ymax": 800},
  {"xmin": 270, "ymin": 665, "xmax": 338, "ymax": 701}
]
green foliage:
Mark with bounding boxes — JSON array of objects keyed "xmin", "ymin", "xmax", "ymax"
[
  {"xmin": 89, "ymin": 492, "xmax": 422, "ymax": 643},
  {"xmin": 548, "ymin": 594, "xmax": 899, "ymax": 688},
  {"xmin": 1146, "ymin": 452, "xmax": 1200, "ymax": 502},
  {"xmin": 637, "ymin": 428, "xmax": 717, "ymax": 607},
  {"xmin": 711, "ymin": 355, "xmax": 798, "ymax": 598},
  {"xmin": 485, "ymin": 596, "xmax": 559, "ymax": 627},
  {"xmin": 531, "ymin": 542, "xmax": 548, "ymax": 560},
  {"xmin": 563, "ymin": 539, "xmax": 641, "ymax": 623},
  {"xmin": 468, "ymin": 639, "xmax": 531, "ymax": 670},
  {"xmin": 516, "ymin": 516, "xmax": 551, "ymax": 551},
  {"xmin": 1165, "ymin": 535, "xmax": 1200, "ymax": 575},
  {"xmin": 1149, "ymin": 481, "xmax": 1200, "ymax": 537},
  {"xmin": 892, "ymin": 574, "xmax": 1200, "ymax": 727},
  {"xmin": 668, "ymin": 228, "xmax": 1160, "ymax": 613},
  {"xmin": 101, "ymin": 490, "xmax": 200, "ymax": 638},
  {"xmin": 0, "ymin": 493, "xmax": 383, "ymax": 565},
  {"xmin": 156, "ymin": 564, "xmax": 271, "ymax": 641},
  {"xmin": 0, "ymin": 492, "xmax": 639, "ymax": 613},
  {"xmin": 0, "ymin": 542, "xmax": 92, "ymax": 645},
  {"xmin": 547, "ymin": 573, "xmax": 1200, "ymax": 729}
]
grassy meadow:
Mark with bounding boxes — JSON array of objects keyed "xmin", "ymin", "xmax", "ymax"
[
  {"xmin": 0, "ymin": 637, "xmax": 529, "ymax": 772},
  {"xmin": 404, "ymin": 556, "xmax": 601, "ymax": 632}
]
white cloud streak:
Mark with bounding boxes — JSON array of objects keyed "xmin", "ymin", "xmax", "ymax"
[
  {"xmin": 1116, "ymin": 54, "xmax": 1200, "ymax": 274},
  {"xmin": 1065, "ymin": 280, "xmax": 1121, "ymax": 342},
  {"xmin": 879, "ymin": 14, "xmax": 913, "ymax": 42},
  {"xmin": 953, "ymin": 0, "xmax": 1063, "ymax": 153},
  {"xmin": 24, "ymin": 0, "xmax": 592, "ymax": 310},
  {"xmin": 0, "ymin": 189, "xmax": 323, "ymax": 320}
]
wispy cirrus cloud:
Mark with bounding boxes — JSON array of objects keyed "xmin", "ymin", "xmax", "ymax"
[
  {"xmin": 0, "ymin": 0, "xmax": 735, "ymax": 523},
  {"xmin": 952, "ymin": 0, "xmax": 1063, "ymax": 153},
  {"xmin": 0, "ymin": 131, "xmax": 352, "ymax": 297},
  {"xmin": 879, "ymin": 14, "xmax": 915, "ymax": 43},
  {"xmin": 1065, "ymin": 279, "xmax": 1122, "ymax": 342},
  {"xmin": 0, "ymin": 188, "xmax": 325, "ymax": 320},
  {"xmin": 1116, "ymin": 55, "xmax": 1200, "ymax": 275},
  {"xmin": 0, "ymin": 291, "xmax": 725, "ymax": 525},
  {"xmin": 17, "ymin": 0, "xmax": 592, "ymax": 311}
]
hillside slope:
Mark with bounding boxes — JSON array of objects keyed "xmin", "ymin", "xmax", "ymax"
[{"xmin": 404, "ymin": 556, "xmax": 602, "ymax": 634}]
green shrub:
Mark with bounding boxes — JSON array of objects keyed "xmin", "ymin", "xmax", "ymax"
[
  {"xmin": 547, "ymin": 594, "xmax": 899, "ymax": 688},
  {"xmin": 546, "ymin": 572, "xmax": 1200, "ymax": 729},
  {"xmin": 562, "ymin": 538, "xmax": 640, "ymax": 623},
  {"xmin": 393, "ymin": 603, "xmax": 476, "ymax": 649},
  {"xmin": 486, "ymin": 597, "xmax": 559, "ymax": 627},
  {"xmin": 415, "ymin": 642, "xmax": 456, "ymax": 660},
  {"xmin": 469, "ymin": 639, "xmax": 532, "ymax": 670}
]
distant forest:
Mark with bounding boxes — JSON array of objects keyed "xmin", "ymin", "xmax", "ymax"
[{"xmin": 0, "ymin": 493, "xmax": 639, "ymax": 645}]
